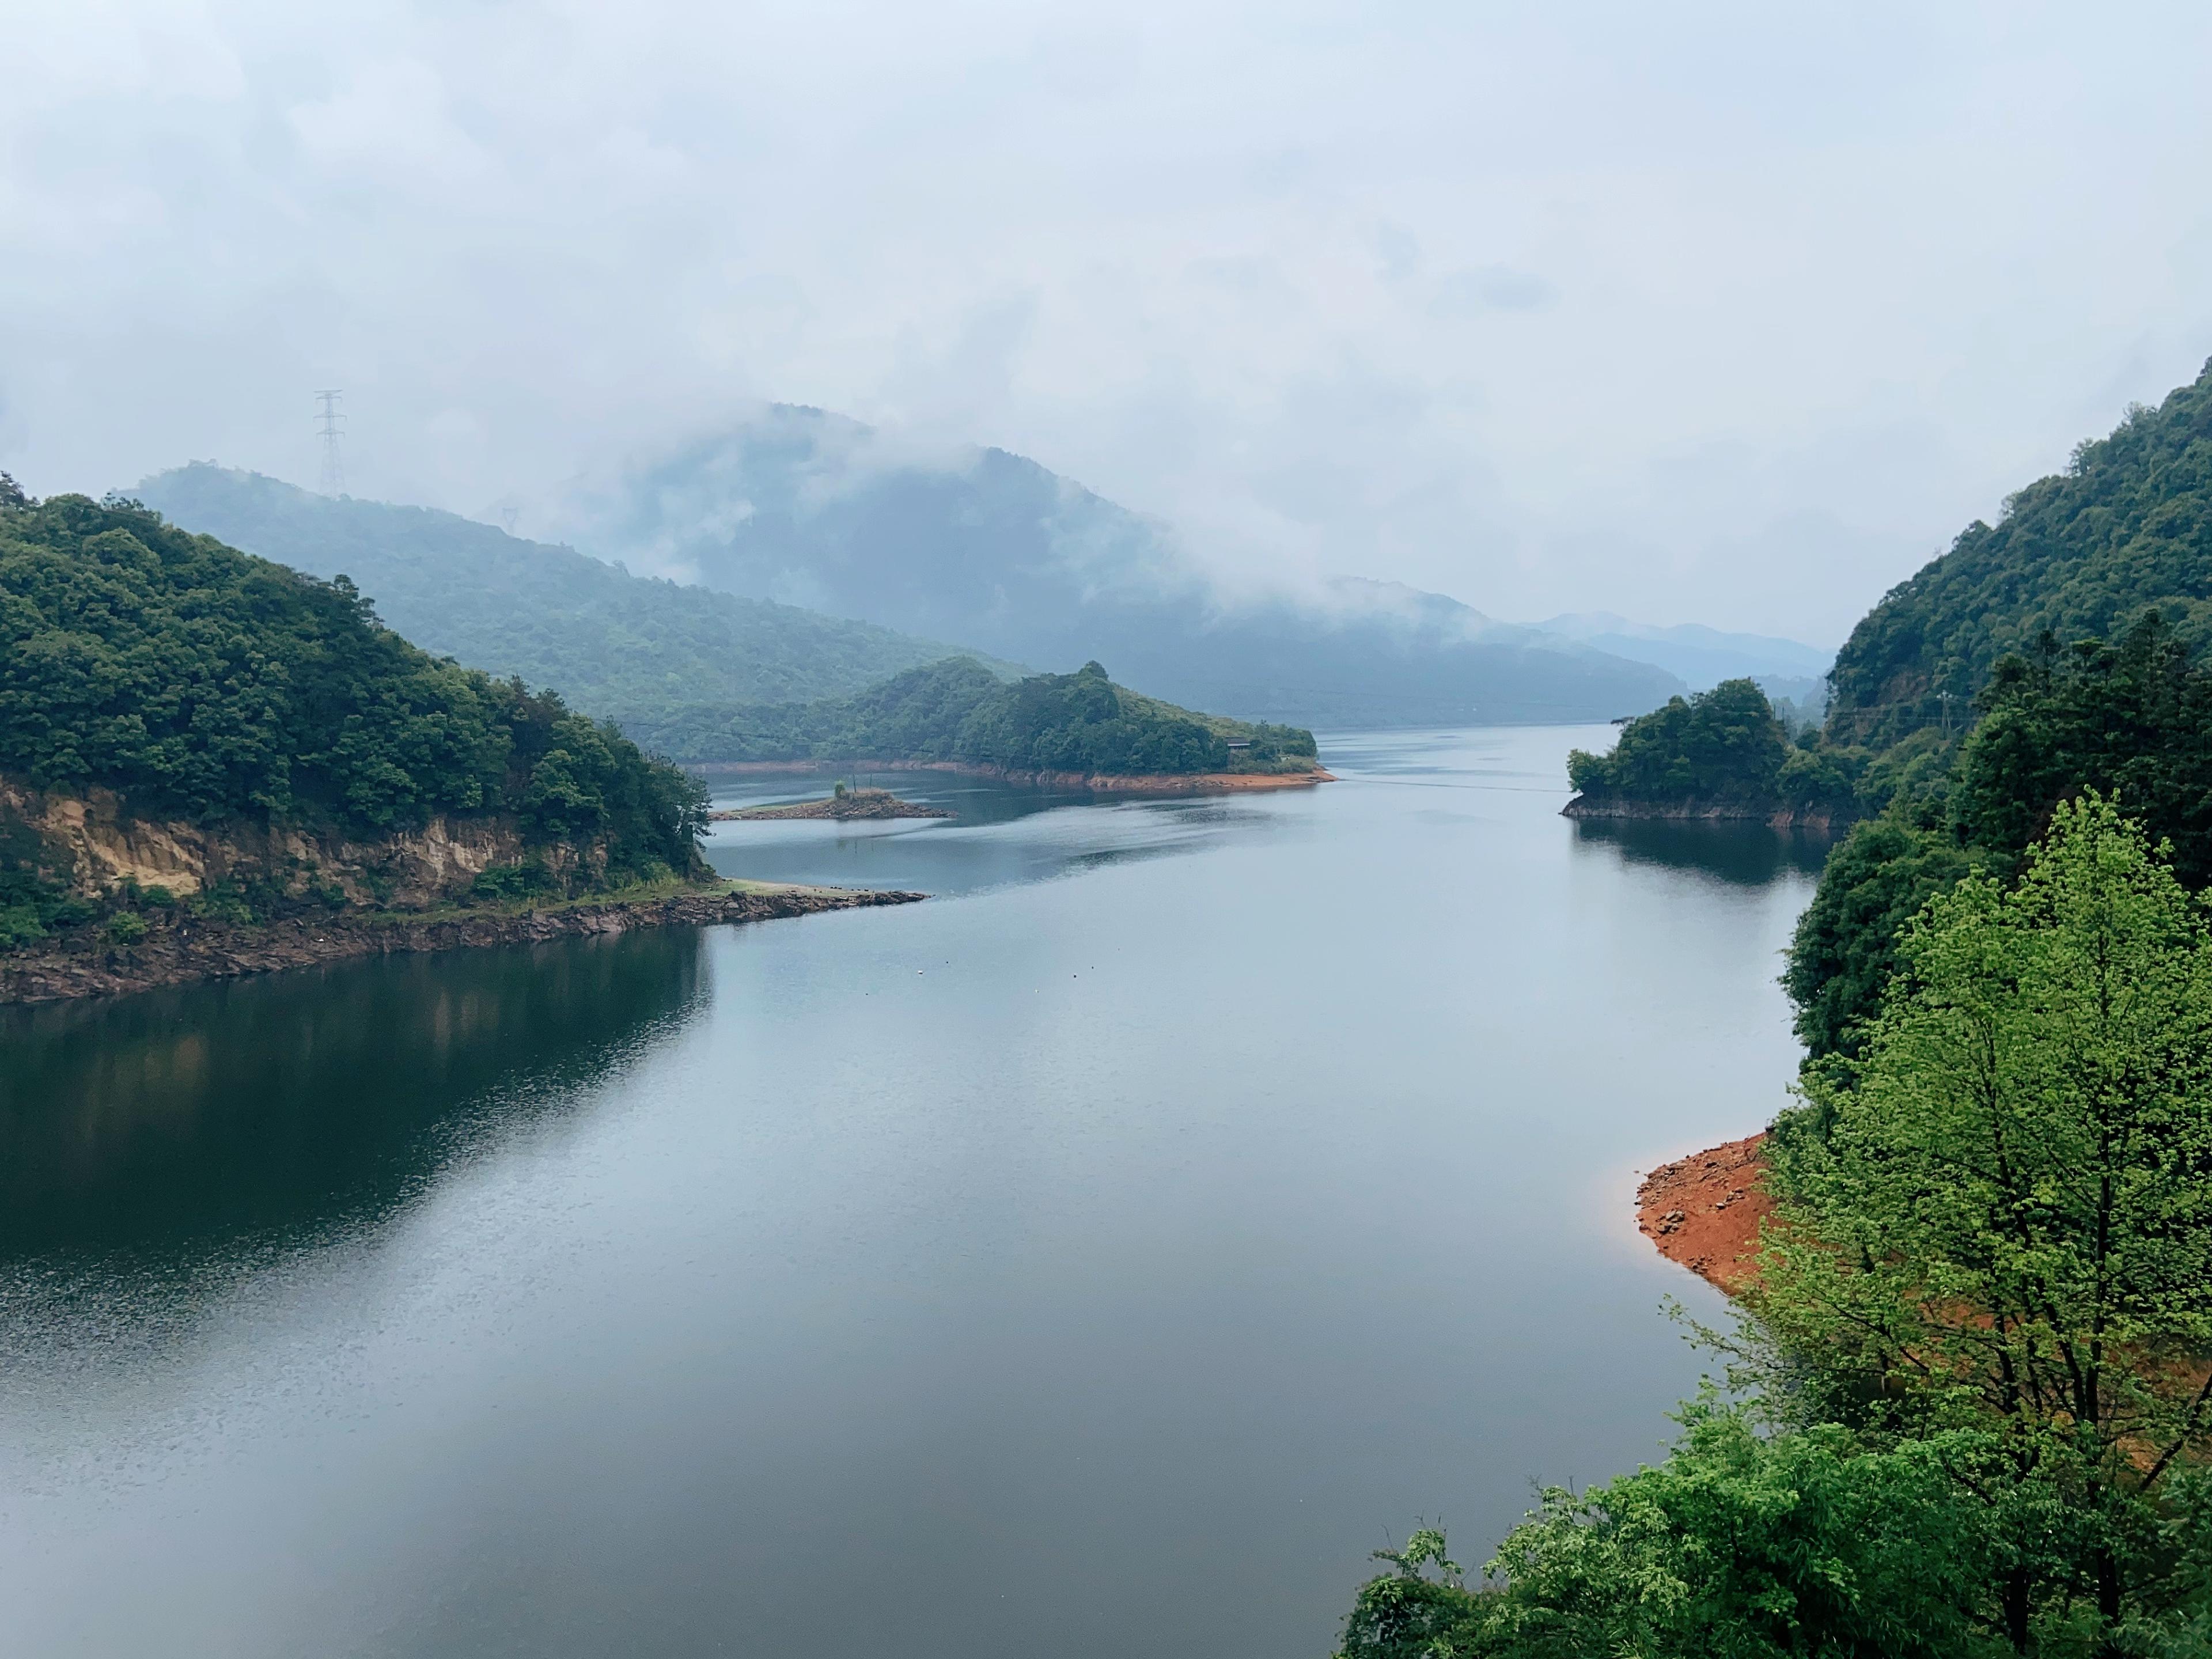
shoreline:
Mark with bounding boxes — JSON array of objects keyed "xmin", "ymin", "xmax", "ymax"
[
  {"xmin": 713, "ymin": 790, "xmax": 955, "ymax": 822},
  {"xmin": 0, "ymin": 880, "xmax": 925, "ymax": 1006},
  {"xmin": 1565, "ymin": 797, "xmax": 1842, "ymax": 831},
  {"xmin": 1634, "ymin": 1131, "xmax": 1772, "ymax": 1294},
  {"xmin": 690, "ymin": 757, "xmax": 1335, "ymax": 793}
]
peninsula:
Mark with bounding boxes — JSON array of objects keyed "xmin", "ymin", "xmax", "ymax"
[{"xmin": 0, "ymin": 491, "xmax": 921, "ymax": 1005}]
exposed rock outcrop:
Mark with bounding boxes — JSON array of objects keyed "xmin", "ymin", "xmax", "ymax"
[{"xmin": 2, "ymin": 774, "xmax": 559, "ymax": 907}]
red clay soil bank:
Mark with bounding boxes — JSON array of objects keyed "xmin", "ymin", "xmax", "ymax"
[{"xmin": 1635, "ymin": 1132, "xmax": 1774, "ymax": 1294}]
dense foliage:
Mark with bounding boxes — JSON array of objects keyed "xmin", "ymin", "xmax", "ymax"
[
  {"xmin": 1343, "ymin": 803, "xmax": 2212, "ymax": 1657},
  {"xmin": 1955, "ymin": 613, "xmax": 2212, "ymax": 886},
  {"xmin": 1787, "ymin": 613, "xmax": 2212, "ymax": 1058},
  {"xmin": 1827, "ymin": 360, "xmax": 2212, "ymax": 751},
  {"xmin": 132, "ymin": 464, "xmax": 1012, "ymax": 730},
  {"xmin": 0, "ymin": 494, "xmax": 707, "ymax": 923},
  {"xmin": 1781, "ymin": 822, "xmax": 1981, "ymax": 1061},
  {"xmin": 620, "ymin": 657, "xmax": 1319, "ymax": 774},
  {"xmin": 1339, "ymin": 1411, "xmax": 2003, "ymax": 1659},
  {"xmin": 1566, "ymin": 678, "xmax": 1856, "ymax": 819}
]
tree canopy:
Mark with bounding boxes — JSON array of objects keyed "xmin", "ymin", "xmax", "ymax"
[
  {"xmin": 0, "ymin": 493, "xmax": 706, "ymax": 870},
  {"xmin": 1787, "ymin": 612, "xmax": 2212, "ymax": 1059},
  {"xmin": 1342, "ymin": 799, "xmax": 2212, "ymax": 1657},
  {"xmin": 132, "ymin": 464, "xmax": 1010, "ymax": 728},
  {"xmin": 620, "ymin": 657, "xmax": 1319, "ymax": 775},
  {"xmin": 1566, "ymin": 677, "xmax": 1856, "ymax": 819},
  {"xmin": 1827, "ymin": 360, "xmax": 2212, "ymax": 752}
]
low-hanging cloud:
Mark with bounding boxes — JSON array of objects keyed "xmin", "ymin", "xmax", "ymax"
[{"xmin": 6, "ymin": 0, "xmax": 2212, "ymax": 645}]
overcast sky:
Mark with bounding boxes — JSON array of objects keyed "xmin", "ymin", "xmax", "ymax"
[{"xmin": 8, "ymin": 1, "xmax": 2212, "ymax": 645}]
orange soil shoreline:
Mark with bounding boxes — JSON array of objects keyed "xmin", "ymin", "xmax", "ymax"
[{"xmin": 1635, "ymin": 1131, "xmax": 1772, "ymax": 1294}]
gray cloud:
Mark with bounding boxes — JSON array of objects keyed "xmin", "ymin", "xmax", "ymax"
[{"xmin": 6, "ymin": 1, "xmax": 2212, "ymax": 645}]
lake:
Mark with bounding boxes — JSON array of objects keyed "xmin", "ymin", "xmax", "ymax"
[{"xmin": 0, "ymin": 726, "xmax": 1828, "ymax": 1658}]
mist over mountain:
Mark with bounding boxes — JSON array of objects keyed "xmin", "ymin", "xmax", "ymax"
[
  {"xmin": 559, "ymin": 406, "xmax": 1685, "ymax": 729},
  {"xmin": 1531, "ymin": 613, "xmax": 1832, "ymax": 691},
  {"xmin": 130, "ymin": 465, "xmax": 1005, "ymax": 724}
]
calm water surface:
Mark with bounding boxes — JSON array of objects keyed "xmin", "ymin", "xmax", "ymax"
[{"xmin": 0, "ymin": 727, "xmax": 1827, "ymax": 1658}]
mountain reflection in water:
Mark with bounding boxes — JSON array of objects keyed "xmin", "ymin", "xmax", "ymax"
[
  {"xmin": 0, "ymin": 727, "xmax": 1825, "ymax": 1659},
  {"xmin": 0, "ymin": 928, "xmax": 706, "ymax": 1257}
]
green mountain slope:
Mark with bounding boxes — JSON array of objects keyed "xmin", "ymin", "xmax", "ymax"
[
  {"xmin": 1, "ymin": 493, "xmax": 707, "ymax": 945},
  {"xmin": 623, "ymin": 658, "xmax": 1319, "ymax": 774},
  {"xmin": 130, "ymin": 465, "xmax": 1013, "ymax": 726},
  {"xmin": 1825, "ymin": 360, "xmax": 2212, "ymax": 748},
  {"xmin": 561, "ymin": 406, "xmax": 1686, "ymax": 728}
]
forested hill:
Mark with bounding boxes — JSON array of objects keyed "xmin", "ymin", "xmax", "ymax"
[
  {"xmin": 623, "ymin": 657, "xmax": 1320, "ymax": 775},
  {"xmin": 0, "ymin": 493, "xmax": 706, "ymax": 942},
  {"xmin": 560, "ymin": 406, "xmax": 1684, "ymax": 728},
  {"xmin": 131, "ymin": 464, "xmax": 1012, "ymax": 725},
  {"xmin": 1826, "ymin": 359, "xmax": 2212, "ymax": 748}
]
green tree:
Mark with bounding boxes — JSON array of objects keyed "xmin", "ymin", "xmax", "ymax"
[
  {"xmin": 1782, "ymin": 821, "xmax": 1980, "ymax": 1062},
  {"xmin": 1336, "ymin": 1406, "xmax": 2002, "ymax": 1659},
  {"xmin": 1956, "ymin": 614, "xmax": 2212, "ymax": 887},
  {"xmin": 1567, "ymin": 678, "xmax": 1793, "ymax": 812},
  {"xmin": 1762, "ymin": 796, "xmax": 2212, "ymax": 1649},
  {"xmin": 0, "ymin": 495, "xmax": 710, "ymax": 945}
]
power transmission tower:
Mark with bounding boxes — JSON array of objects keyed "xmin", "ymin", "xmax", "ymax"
[{"xmin": 315, "ymin": 390, "xmax": 346, "ymax": 497}]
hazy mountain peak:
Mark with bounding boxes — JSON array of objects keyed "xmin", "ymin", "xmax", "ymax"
[
  {"xmin": 1528, "ymin": 611, "xmax": 1832, "ymax": 691},
  {"xmin": 554, "ymin": 414, "xmax": 1684, "ymax": 726}
]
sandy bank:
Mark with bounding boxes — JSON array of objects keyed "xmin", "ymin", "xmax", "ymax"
[
  {"xmin": 711, "ymin": 789, "xmax": 954, "ymax": 821},
  {"xmin": 1635, "ymin": 1131, "xmax": 1773, "ymax": 1294},
  {"xmin": 0, "ymin": 882, "xmax": 925, "ymax": 1006},
  {"xmin": 692, "ymin": 758, "xmax": 1335, "ymax": 793}
]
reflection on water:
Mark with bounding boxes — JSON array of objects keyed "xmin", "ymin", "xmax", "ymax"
[
  {"xmin": 702, "ymin": 767, "xmax": 1290, "ymax": 896},
  {"xmin": 0, "ymin": 726, "xmax": 1832, "ymax": 1659},
  {"xmin": 1570, "ymin": 817, "xmax": 1834, "ymax": 887},
  {"xmin": 0, "ymin": 928, "xmax": 706, "ymax": 1259}
]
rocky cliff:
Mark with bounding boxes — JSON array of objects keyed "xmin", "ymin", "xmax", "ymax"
[{"xmin": 2, "ymin": 774, "xmax": 585, "ymax": 909}]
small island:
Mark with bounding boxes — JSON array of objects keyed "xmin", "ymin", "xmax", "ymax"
[
  {"xmin": 1563, "ymin": 676, "xmax": 1854, "ymax": 827},
  {"xmin": 711, "ymin": 787, "xmax": 955, "ymax": 822}
]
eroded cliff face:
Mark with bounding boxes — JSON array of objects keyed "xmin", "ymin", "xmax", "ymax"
[{"xmin": 0, "ymin": 775, "xmax": 573, "ymax": 908}]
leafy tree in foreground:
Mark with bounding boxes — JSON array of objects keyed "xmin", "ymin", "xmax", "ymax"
[
  {"xmin": 1337, "ymin": 1406, "xmax": 2003, "ymax": 1659},
  {"xmin": 1764, "ymin": 795, "xmax": 2212, "ymax": 1649},
  {"xmin": 1344, "ymin": 797, "xmax": 2212, "ymax": 1658}
]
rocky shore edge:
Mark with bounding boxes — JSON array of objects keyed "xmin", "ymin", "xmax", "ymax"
[
  {"xmin": 694, "ymin": 758, "xmax": 1335, "ymax": 793},
  {"xmin": 713, "ymin": 789, "xmax": 955, "ymax": 821},
  {"xmin": 1563, "ymin": 796, "xmax": 1840, "ymax": 831},
  {"xmin": 0, "ymin": 882, "xmax": 925, "ymax": 1006},
  {"xmin": 1634, "ymin": 1131, "xmax": 1773, "ymax": 1294}
]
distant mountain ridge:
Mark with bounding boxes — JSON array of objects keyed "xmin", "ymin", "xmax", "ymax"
[
  {"xmin": 130, "ymin": 466, "xmax": 1012, "ymax": 726},
  {"xmin": 1531, "ymin": 612, "xmax": 1832, "ymax": 691},
  {"xmin": 559, "ymin": 406, "xmax": 1687, "ymax": 729}
]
